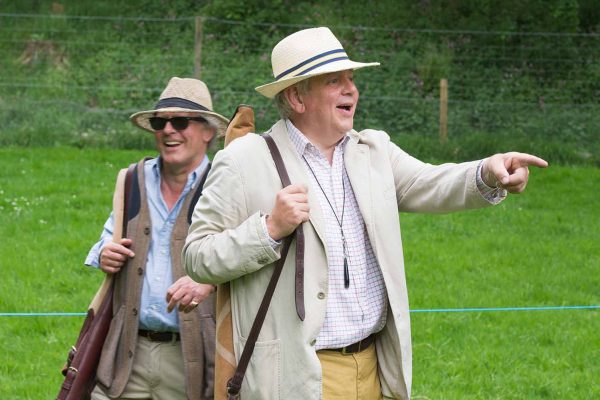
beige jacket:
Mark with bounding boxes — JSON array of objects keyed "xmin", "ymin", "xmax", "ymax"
[{"xmin": 183, "ymin": 120, "xmax": 490, "ymax": 399}]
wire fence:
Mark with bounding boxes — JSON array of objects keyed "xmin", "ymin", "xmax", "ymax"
[{"xmin": 0, "ymin": 12, "xmax": 599, "ymax": 162}]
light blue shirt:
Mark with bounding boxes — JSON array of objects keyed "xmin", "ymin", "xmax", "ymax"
[{"xmin": 85, "ymin": 156, "xmax": 209, "ymax": 332}]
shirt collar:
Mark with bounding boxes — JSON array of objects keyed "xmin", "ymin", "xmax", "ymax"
[
  {"xmin": 152, "ymin": 155, "xmax": 210, "ymax": 189},
  {"xmin": 285, "ymin": 119, "xmax": 350, "ymax": 158}
]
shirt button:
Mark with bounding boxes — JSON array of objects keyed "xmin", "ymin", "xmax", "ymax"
[
  {"xmin": 317, "ymin": 292, "xmax": 325, "ymax": 300},
  {"xmin": 144, "ymin": 227, "xmax": 150, "ymax": 235}
]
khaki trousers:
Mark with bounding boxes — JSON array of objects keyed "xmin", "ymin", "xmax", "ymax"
[
  {"xmin": 92, "ymin": 336, "xmax": 185, "ymax": 400},
  {"xmin": 317, "ymin": 343, "xmax": 383, "ymax": 400}
]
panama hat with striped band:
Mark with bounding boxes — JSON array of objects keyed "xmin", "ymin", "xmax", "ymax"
[
  {"xmin": 255, "ymin": 27, "xmax": 379, "ymax": 98},
  {"xmin": 130, "ymin": 77, "xmax": 229, "ymax": 137}
]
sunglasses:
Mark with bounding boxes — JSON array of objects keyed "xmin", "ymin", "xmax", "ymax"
[{"xmin": 149, "ymin": 116, "xmax": 206, "ymax": 131}]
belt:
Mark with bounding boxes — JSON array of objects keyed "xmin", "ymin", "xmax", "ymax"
[
  {"xmin": 330, "ymin": 334, "xmax": 375, "ymax": 355},
  {"xmin": 138, "ymin": 329, "xmax": 180, "ymax": 342}
]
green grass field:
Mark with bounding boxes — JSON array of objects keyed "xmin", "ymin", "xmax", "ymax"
[{"xmin": 0, "ymin": 147, "xmax": 598, "ymax": 399}]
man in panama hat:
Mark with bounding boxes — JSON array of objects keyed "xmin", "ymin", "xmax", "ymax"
[
  {"xmin": 184, "ymin": 27, "xmax": 548, "ymax": 399},
  {"xmin": 86, "ymin": 77, "xmax": 228, "ymax": 400}
]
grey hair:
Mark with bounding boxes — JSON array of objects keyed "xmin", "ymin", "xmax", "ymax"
[
  {"xmin": 202, "ymin": 118, "xmax": 219, "ymax": 151},
  {"xmin": 273, "ymin": 79, "xmax": 312, "ymax": 119}
]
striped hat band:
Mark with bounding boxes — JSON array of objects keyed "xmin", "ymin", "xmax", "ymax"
[{"xmin": 275, "ymin": 49, "xmax": 349, "ymax": 81}]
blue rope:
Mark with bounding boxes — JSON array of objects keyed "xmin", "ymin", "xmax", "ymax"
[
  {"xmin": 1, "ymin": 305, "xmax": 598, "ymax": 317},
  {"xmin": 410, "ymin": 305, "xmax": 600, "ymax": 313}
]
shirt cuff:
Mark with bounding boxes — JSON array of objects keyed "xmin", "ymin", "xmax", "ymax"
[
  {"xmin": 84, "ymin": 239, "xmax": 106, "ymax": 268},
  {"xmin": 261, "ymin": 213, "xmax": 282, "ymax": 249},
  {"xmin": 476, "ymin": 160, "xmax": 507, "ymax": 205}
]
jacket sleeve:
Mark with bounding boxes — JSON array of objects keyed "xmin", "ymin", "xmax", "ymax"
[
  {"xmin": 183, "ymin": 148, "xmax": 280, "ymax": 285},
  {"xmin": 385, "ymin": 135, "xmax": 491, "ymax": 213}
]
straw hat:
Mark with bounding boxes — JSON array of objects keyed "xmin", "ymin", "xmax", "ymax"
[
  {"xmin": 255, "ymin": 27, "xmax": 380, "ymax": 98},
  {"xmin": 130, "ymin": 77, "xmax": 229, "ymax": 136}
]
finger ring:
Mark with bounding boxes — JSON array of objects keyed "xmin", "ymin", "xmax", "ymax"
[{"xmin": 190, "ymin": 301, "xmax": 199, "ymax": 308}]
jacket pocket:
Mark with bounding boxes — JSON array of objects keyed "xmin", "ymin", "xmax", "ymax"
[
  {"xmin": 96, "ymin": 305, "xmax": 125, "ymax": 388},
  {"xmin": 237, "ymin": 336, "xmax": 281, "ymax": 400}
]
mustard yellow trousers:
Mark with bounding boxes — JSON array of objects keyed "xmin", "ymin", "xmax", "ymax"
[{"xmin": 317, "ymin": 343, "xmax": 383, "ymax": 400}]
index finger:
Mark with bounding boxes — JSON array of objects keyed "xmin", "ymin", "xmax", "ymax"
[
  {"xmin": 102, "ymin": 242, "xmax": 134, "ymax": 259},
  {"xmin": 512, "ymin": 153, "xmax": 548, "ymax": 168},
  {"xmin": 165, "ymin": 280, "xmax": 183, "ymax": 304},
  {"xmin": 283, "ymin": 184, "xmax": 308, "ymax": 194},
  {"xmin": 166, "ymin": 292, "xmax": 180, "ymax": 313}
]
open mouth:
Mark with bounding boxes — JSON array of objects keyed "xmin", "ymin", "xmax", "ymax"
[
  {"xmin": 337, "ymin": 104, "xmax": 353, "ymax": 112},
  {"xmin": 164, "ymin": 141, "xmax": 181, "ymax": 148}
]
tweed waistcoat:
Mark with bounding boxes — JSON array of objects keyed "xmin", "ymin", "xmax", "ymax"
[{"xmin": 96, "ymin": 158, "xmax": 215, "ymax": 399}]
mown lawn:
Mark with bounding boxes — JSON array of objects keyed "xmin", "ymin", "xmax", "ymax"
[{"xmin": 0, "ymin": 147, "xmax": 598, "ymax": 399}]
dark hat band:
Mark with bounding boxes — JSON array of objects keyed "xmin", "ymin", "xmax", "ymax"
[
  {"xmin": 294, "ymin": 56, "xmax": 349, "ymax": 78},
  {"xmin": 155, "ymin": 97, "xmax": 210, "ymax": 111},
  {"xmin": 275, "ymin": 48, "xmax": 347, "ymax": 80}
]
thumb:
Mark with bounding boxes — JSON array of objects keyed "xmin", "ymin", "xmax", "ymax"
[
  {"xmin": 484, "ymin": 155, "xmax": 509, "ymax": 187},
  {"xmin": 497, "ymin": 168, "xmax": 510, "ymax": 186}
]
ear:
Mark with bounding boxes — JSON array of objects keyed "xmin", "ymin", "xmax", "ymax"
[
  {"xmin": 284, "ymin": 86, "xmax": 305, "ymax": 114},
  {"xmin": 202, "ymin": 126, "xmax": 216, "ymax": 144}
]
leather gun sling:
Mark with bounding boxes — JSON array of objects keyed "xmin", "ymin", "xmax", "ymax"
[
  {"xmin": 226, "ymin": 133, "xmax": 305, "ymax": 398},
  {"xmin": 263, "ymin": 133, "xmax": 305, "ymax": 321}
]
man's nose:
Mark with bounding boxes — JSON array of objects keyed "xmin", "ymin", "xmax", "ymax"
[
  {"xmin": 163, "ymin": 121, "xmax": 176, "ymax": 133},
  {"xmin": 342, "ymin": 77, "xmax": 357, "ymax": 95}
]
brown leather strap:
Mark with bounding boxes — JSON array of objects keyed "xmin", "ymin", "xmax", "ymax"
[
  {"xmin": 226, "ymin": 133, "xmax": 305, "ymax": 399},
  {"xmin": 263, "ymin": 133, "xmax": 305, "ymax": 321},
  {"xmin": 226, "ymin": 237, "xmax": 293, "ymax": 399}
]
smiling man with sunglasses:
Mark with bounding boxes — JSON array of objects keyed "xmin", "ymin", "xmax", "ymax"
[{"xmin": 84, "ymin": 77, "xmax": 229, "ymax": 400}]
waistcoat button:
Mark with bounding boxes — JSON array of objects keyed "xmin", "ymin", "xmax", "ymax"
[
  {"xmin": 317, "ymin": 292, "xmax": 325, "ymax": 300},
  {"xmin": 144, "ymin": 227, "xmax": 150, "ymax": 235}
]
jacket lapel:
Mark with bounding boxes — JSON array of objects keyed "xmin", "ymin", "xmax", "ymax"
[{"xmin": 344, "ymin": 133, "xmax": 373, "ymax": 228}]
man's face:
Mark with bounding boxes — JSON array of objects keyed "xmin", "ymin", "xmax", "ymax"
[
  {"xmin": 299, "ymin": 70, "xmax": 358, "ymax": 136},
  {"xmin": 152, "ymin": 112, "xmax": 214, "ymax": 171}
]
